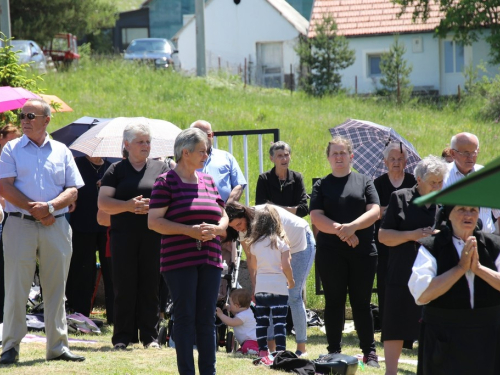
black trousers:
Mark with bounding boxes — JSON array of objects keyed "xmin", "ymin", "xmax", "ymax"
[
  {"xmin": 110, "ymin": 228, "xmax": 160, "ymax": 346},
  {"xmin": 316, "ymin": 244, "xmax": 377, "ymax": 355},
  {"xmin": 66, "ymin": 231, "xmax": 114, "ymax": 320}
]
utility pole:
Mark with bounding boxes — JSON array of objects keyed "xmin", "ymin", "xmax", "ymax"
[
  {"xmin": 0, "ymin": 0, "xmax": 12, "ymax": 39},
  {"xmin": 195, "ymin": 0, "xmax": 206, "ymax": 77}
]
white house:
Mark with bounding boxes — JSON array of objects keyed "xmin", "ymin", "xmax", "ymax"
[
  {"xmin": 309, "ymin": 0, "xmax": 499, "ymax": 95},
  {"xmin": 172, "ymin": 0, "xmax": 309, "ymax": 88}
]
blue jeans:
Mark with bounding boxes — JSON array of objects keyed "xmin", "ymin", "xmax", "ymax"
[
  {"xmin": 255, "ymin": 293, "xmax": 288, "ymax": 352},
  {"xmin": 268, "ymin": 228, "xmax": 316, "ymax": 344},
  {"xmin": 163, "ymin": 264, "xmax": 221, "ymax": 375}
]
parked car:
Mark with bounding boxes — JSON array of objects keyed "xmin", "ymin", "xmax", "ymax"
[
  {"xmin": 123, "ymin": 38, "xmax": 180, "ymax": 70},
  {"xmin": 10, "ymin": 40, "xmax": 48, "ymax": 73}
]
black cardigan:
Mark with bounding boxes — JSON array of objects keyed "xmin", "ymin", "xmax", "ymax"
[{"xmin": 255, "ymin": 167, "xmax": 309, "ymax": 218}]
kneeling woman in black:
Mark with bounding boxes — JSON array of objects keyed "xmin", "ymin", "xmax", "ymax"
[
  {"xmin": 410, "ymin": 205, "xmax": 500, "ymax": 375},
  {"xmin": 310, "ymin": 136, "xmax": 380, "ymax": 367}
]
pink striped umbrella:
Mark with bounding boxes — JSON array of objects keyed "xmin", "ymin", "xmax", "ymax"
[
  {"xmin": 0, "ymin": 86, "xmax": 41, "ymax": 112},
  {"xmin": 69, "ymin": 117, "xmax": 182, "ymax": 158}
]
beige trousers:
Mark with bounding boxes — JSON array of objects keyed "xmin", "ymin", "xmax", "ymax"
[{"xmin": 2, "ymin": 215, "xmax": 72, "ymax": 359}]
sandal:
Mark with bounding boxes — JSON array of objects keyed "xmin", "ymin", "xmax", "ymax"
[{"xmin": 114, "ymin": 343, "xmax": 127, "ymax": 350}]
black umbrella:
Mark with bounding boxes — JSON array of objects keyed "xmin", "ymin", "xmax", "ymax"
[
  {"xmin": 329, "ymin": 119, "xmax": 421, "ymax": 178},
  {"xmin": 51, "ymin": 116, "xmax": 111, "ymax": 146}
]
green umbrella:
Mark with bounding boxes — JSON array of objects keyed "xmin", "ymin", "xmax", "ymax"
[{"xmin": 414, "ymin": 156, "xmax": 500, "ymax": 208}]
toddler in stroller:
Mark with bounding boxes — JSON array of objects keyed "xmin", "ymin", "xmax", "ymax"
[{"xmin": 216, "ymin": 288, "xmax": 258, "ymax": 355}]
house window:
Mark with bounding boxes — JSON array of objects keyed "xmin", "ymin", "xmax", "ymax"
[
  {"xmin": 121, "ymin": 28, "xmax": 149, "ymax": 48},
  {"xmin": 368, "ymin": 55, "xmax": 382, "ymax": 76},
  {"xmin": 444, "ymin": 41, "xmax": 464, "ymax": 73}
]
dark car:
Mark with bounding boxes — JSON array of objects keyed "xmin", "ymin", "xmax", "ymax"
[
  {"xmin": 11, "ymin": 40, "xmax": 48, "ymax": 74},
  {"xmin": 123, "ymin": 38, "xmax": 180, "ymax": 70}
]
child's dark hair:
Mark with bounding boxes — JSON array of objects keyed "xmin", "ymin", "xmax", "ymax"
[
  {"xmin": 230, "ymin": 288, "xmax": 252, "ymax": 308},
  {"xmin": 224, "ymin": 202, "xmax": 255, "ymax": 242},
  {"xmin": 246, "ymin": 205, "xmax": 289, "ymax": 250}
]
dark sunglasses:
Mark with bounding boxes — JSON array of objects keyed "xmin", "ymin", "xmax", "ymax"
[{"xmin": 18, "ymin": 113, "xmax": 46, "ymax": 120}]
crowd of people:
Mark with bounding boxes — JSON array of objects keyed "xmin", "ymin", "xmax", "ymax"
[{"xmin": 1, "ymin": 98, "xmax": 500, "ymax": 375}]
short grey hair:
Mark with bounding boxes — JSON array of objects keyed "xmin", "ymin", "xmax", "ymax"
[
  {"xmin": 269, "ymin": 141, "xmax": 291, "ymax": 156},
  {"xmin": 26, "ymin": 99, "xmax": 51, "ymax": 117},
  {"xmin": 174, "ymin": 128, "xmax": 208, "ymax": 162},
  {"xmin": 123, "ymin": 120, "xmax": 151, "ymax": 143},
  {"xmin": 414, "ymin": 155, "xmax": 448, "ymax": 181},
  {"xmin": 383, "ymin": 142, "xmax": 408, "ymax": 160}
]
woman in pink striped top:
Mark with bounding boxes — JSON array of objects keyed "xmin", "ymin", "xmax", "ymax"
[{"xmin": 149, "ymin": 128, "xmax": 228, "ymax": 375}]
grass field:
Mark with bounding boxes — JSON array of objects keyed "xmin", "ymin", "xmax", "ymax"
[{"xmin": 7, "ymin": 57, "xmax": 497, "ymax": 374}]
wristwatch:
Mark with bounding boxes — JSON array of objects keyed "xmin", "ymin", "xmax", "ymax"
[{"xmin": 47, "ymin": 202, "xmax": 55, "ymax": 214}]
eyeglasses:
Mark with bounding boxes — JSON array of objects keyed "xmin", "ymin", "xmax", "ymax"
[
  {"xmin": 452, "ymin": 149, "xmax": 479, "ymax": 158},
  {"xmin": 329, "ymin": 152, "xmax": 348, "ymax": 157},
  {"xmin": 18, "ymin": 113, "xmax": 46, "ymax": 120}
]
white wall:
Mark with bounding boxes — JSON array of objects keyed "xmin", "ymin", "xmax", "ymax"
[
  {"xmin": 341, "ymin": 32, "xmax": 498, "ymax": 95},
  {"xmin": 176, "ymin": 0, "xmax": 303, "ymax": 84}
]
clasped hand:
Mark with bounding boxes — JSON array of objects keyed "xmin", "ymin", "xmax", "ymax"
[
  {"xmin": 336, "ymin": 223, "xmax": 359, "ymax": 248},
  {"xmin": 458, "ymin": 236, "xmax": 480, "ymax": 273},
  {"xmin": 28, "ymin": 202, "xmax": 55, "ymax": 226},
  {"xmin": 192, "ymin": 222, "xmax": 218, "ymax": 242},
  {"xmin": 132, "ymin": 195, "xmax": 149, "ymax": 214}
]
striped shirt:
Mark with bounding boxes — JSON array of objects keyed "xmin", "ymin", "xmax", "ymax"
[
  {"xmin": 149, "ymin": 170, "xmax": 225, "ymax": 272},
  {"xmin": 443, "ymin": 162, "xmax": 500, "ymax": 233}
]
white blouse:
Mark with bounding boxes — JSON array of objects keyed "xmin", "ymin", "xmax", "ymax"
[{"xmin": 409, "ymin": 237, "xmax": 500, "ymax": 309}]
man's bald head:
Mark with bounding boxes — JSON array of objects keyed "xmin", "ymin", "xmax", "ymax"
[
  {"xmin": 190, "ymin": 120, "xmax": 213, "ymax": 148},
  {"xmin": 450, "ymin": 132, "xmax": 480, "ymax": 175}
]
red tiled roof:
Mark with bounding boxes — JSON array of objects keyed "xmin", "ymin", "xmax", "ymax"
[{"xmin": 309, "ymin": 0, "xmax": 443, "ymax": 38}]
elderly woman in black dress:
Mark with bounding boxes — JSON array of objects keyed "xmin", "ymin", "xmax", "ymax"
[
  {"xmin": 98, "ymin": 120, "xmax": 169, "ymax": 349},
  {"xmin": 310, "ymin": 136, "xmax": 380, "ymax": 367},
  {"xmin": 255, "ymin": 141, "xmax": 308, "ymax": 217},
  {"xmin": 378, "ymin": 155, "xmax": 448, "ymax": 375},
  {"xmin": 409, "ymin": 205, "xmax": 500, "ymax": 375},
  {"xmin": 373, "ymin": 142, "xmax": 416, "ymax": 328}
]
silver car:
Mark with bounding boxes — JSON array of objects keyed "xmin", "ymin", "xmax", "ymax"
[
  {"xmin": 124, "ymin": 38, "xmax": 180, "ymax": 70},
  {"xmin": 11, "ymin": 40, "xmax": 48, "ymax": 74}
]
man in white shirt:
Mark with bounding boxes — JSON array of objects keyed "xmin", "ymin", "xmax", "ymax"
[{"xmin": 443, "ymin": 132, "xmax": 500, "ymax": 233}]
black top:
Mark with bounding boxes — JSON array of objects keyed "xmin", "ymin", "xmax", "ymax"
[
  {"xmin": 419, "ymin": 230, "xmax": 500, "ymax": 309},
  {"xmin": 381, "ymin": 186, "xmax": 437, "ymax": 286},
  {"xmin": 255, "ymin": 167, "xmax": 309, "ymax": 217},
  {"xmin": 70, "ymin": 157, "xmax": 111, "ymax": 233},
  {"xmin": 310, "ymin": 172, "xmax": 380, "ymax": 254},
  {"xmin": 100, "ymin": 158, "xmax": 168, "ymax": 231},
  {"xmin": 374, "ymin": 172, "xmax": 416, "ymax": 208}
]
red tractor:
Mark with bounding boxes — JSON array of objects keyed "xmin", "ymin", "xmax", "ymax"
[{"xmin": 44, "ymin": 33, "xmax": 80, "ymax": 69}]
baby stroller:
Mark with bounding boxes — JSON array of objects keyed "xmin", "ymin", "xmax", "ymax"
[
  {"xmin": 215, "ymin": 244, "xmax": 242, "ymax": 353},
  {"xmin": 158, "ymin": 245, "xmax": 242, "ymax": 350}
]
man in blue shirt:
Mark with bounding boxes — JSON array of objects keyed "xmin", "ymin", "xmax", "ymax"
[
  {"xmin": 190, "ymin": 120, "xmax": 246, "ymax": 267},
  {"xmin": 0, "ymin": 99, "xmax": 85, "ymax": 364}
]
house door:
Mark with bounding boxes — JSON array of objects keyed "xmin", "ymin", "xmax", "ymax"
[
  {"xmin": 256, "ymin": 42, "xmax": 283, "ymax": 88},
  {"xmin": 439, "ymin": 39, "xmax": 472, "ymax": 95}
]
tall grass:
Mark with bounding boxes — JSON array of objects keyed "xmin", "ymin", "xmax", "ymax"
[{"xmin": 43, "ymin": 58, "xmax": 499, "ymax": 309}]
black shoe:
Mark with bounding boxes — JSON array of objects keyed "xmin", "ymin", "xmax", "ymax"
[
  {"xmin": 0, "ymin": 348, "xmax": 19, "ymax": 365},
  {"xmin": 49, "ymin": 351, "xmax": 85, "ymax": 362}
]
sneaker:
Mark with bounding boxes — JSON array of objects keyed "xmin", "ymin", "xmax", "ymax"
[
  {"xmin": 295, "ymin": 350, "xmax": 308, "ymax": 358},
  {"xmin": 259, "ymin": 350, "xmax": 269, "ymax": 358},
  {"xmin": 144, "ymin": 341, "xmax": 160, "ymax": 349},
  {"xmin": 363, "ymin": 351, "xmax": 380, "ymax": 368}
]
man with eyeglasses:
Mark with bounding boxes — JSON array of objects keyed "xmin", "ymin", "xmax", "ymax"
[
  {"xmin": 443, "ymin": 132, "xmax": 500, "ymax": 233},
  {"xmin": 0, "ymin": 99, "xmax": 85, "ymax": 364}
]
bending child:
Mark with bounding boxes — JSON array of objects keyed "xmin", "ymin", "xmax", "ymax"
[
  {"xmin": 216, "ymin": 289, "xmax": 258, "ymax": 355},
  {"xmin": 246, "ymin": 205, "xmax": 294, "ymax": 365}
]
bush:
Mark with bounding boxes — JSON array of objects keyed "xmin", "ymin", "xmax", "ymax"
[{"xmin": 480, "ymin": 74, "xmax": 500, "ymax": 122}]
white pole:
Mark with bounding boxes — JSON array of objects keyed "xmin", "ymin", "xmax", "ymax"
[
  {"xmin": 195, "ymin": 0, "xmax": 206, "ymax": 77},
  {"xmin": 0, "ymin": 0, "xmax": 12, "ymax": 39}
]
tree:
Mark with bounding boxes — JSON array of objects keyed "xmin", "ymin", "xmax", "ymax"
[
  {"xmin": 379, "ymin": 35, "xmax": 413, "ymax": 103},
  {"xmin": 10, "ymin": 0, "xmax": 117, "ymax": 46},
  {"xmin": 296, "ymin": 14, "xmax": 355, "ymax": 96},
  {"xmin": 393, "ymin": 0, "xmax": 500, "ymax": 64}
]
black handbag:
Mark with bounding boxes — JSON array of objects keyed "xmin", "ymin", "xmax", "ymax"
[{"xmin": 313, "ymin": 353, "xmax": 358, "ymax": 375}]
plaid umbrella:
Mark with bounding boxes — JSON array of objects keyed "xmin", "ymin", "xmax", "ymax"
[
  {"xmin": 415, "ymin": 155, "xmax": 500, "ymax": 209},
  {"xmin": 329, "ymin": 119, "xmax": 421, "ymax": 178},
  {"xmin": 69, "ymin": 117, "xmax": 182, "ymax": 158}
]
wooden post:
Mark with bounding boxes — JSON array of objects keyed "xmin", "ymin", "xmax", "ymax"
[
  {"xmin": 458, "ymin": 85, "xmax": 461, "ymax": 102},
  {"xmin": 218, "ymin": 56, "xmax": 220, "ymax": 72},
  {"xmin": 355, "ymin": 76, "xmax": 358, "ymax": 95},
  {"xmin": 244, "ymin": 58, "xmax": 247, "ymax": 89},
  {"xmin": 290, "ymin": 63, "xmax": 293, "ymax": 95},
  {"xmin": 397, "ymin": 78, "xmax": 401, "ymax": 104}
]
